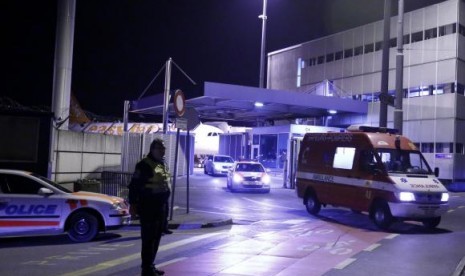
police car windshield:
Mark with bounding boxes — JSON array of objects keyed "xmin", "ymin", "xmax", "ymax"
[
  {"xmin": 376, "ymin": 149, "xmax": 432, "ymax": 174},
  {"xmin": 33, "ymin": 173, "xmax": 72, "ymax": 193}
]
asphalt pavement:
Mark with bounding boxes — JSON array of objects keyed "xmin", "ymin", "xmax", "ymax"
[
  {"xmin": 128, "ymin": 170, "xmax": 465, "ymax": 276},
  {"xmin": 130, "ymin": 168, "xmax": 285, "ymax": 230},
  {"xmin": 130, "ymin": 207, "xmax": 233, "ymax": 230}
]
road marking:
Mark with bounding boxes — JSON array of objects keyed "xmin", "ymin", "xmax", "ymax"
[
  {"xmin": 158, "ymin": 257, "xmax": 187, "ymax": 268},
  {"xmin": 241, "ymin": 197, "xmax": 300, "ymax": 210},
  {"xmin": 459, "ymin": 206, "xmax": 465, "ymax": 209},
  {"xmin": 255, "ymin": 231, "xmax": 276, "ymax": 238},
  {"xmin": 282, "ymin": 219, "xmax": 308, "ymax": 225},
  {"xmin": 364, "ymin": 243, "xmax": 381, "ymax": 252},
  {"xmin": 334, "ymin": 258, "xmax": 356, "ymax": 269},
  {"xmin": 59, "ymin": 232, "xmax": 223, "ymax": 276},
  {"xmin": 384, "ymin": 233, "xmax": 399, "ymax": 239},
  {"xmin": 448, "ymin": 209, "xmax": 455, "ymax": 213},
  {"xmin": 210, "ymin": 241, "xmax": 241, "ymax": 250}
]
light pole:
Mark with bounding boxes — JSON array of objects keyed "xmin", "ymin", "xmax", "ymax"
[
  {"xmin": 394, "ymin": 0, "xmax": 404, "ymax": 134},
  {"xmin": 259, "ymin": 0, "xmax": 268, "ymax": 88},
  {"xmin": 379, "ymin": 0, "xmax": 391, "ymax": 128}
]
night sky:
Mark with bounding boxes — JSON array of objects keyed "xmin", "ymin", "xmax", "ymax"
[{"xmin": 2, "ymin": 0, "xmax": 445, "ymax": 118}]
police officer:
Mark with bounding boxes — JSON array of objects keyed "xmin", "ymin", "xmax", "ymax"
[{"xmin": 128, "ymin": 138, "xmax": 171, "ymax": 276}]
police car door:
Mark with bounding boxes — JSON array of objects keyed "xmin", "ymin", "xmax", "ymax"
[{"xmin": 0, "ymin": 173, "xmax": 62, "ymax": 236}]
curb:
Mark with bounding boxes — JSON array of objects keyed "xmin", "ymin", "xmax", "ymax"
[
  {"xmin": 130, "ymin": 217, "xmax": 233, "ymax": 230},
  {"xmin": 171, "ymin": 218, "xmax": 233, "ymax": 230}
]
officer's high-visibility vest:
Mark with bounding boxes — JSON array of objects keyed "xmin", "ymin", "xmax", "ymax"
[{"xmin": 142, "ymin": 157, "xmax": 170, "ymax": 194}]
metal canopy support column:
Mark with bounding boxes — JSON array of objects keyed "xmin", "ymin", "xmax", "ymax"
[
  {"xmin": 163, "ymin": 58, "xmax": 172, "ymax": 134},
  {"xmin": 169, "ymin": 128, "xmax": 181, "ymax": 221},
  {"xmin": 121, "ymin": 100, "xmax": 130, "ymax": 172}
]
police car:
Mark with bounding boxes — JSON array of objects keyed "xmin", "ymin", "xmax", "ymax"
[{"xmin": 0, "ymin": 169, "xmax": 131, "ymax": 242}]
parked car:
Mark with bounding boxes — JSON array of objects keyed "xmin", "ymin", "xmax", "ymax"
[
  {"xmin": 204, "ymin": 155, "xmax": 235, "ymax": 176},
  {"xmin": 226, "ymin": 161, "xmax": 271, "ymax": 193},
  {"xmin": 0, "ymin": 169, "xmax": 131, "ymax": 242}
]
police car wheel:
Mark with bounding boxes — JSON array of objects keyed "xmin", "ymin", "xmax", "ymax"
[
  {"xmin": 372, "ymin": 201, "xmax": 393, "ymax": 230},
  {"xmin": 67, "ymin": 211, "xmax": 99, "ymax": 242},
  {"xmin": 305, "ymin": 192, "xmax": 321, "ymax": 215}
]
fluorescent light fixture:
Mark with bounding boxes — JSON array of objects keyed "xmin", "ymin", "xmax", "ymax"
[
  {"xmin": 328, "ymin": 109, "xmax": 337, "ymax": 114},
  {"xmin": 255, "ymin": 102, "xmax": 264, "ymax": 107}
]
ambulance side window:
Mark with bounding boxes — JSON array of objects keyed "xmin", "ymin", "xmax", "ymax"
[
  {"xmin": 3, "ymin": 175, "xmax": 43, "ymax": 195},
  {"xmin": 301, "ymin": 146, "xmax": 311, "ymax": 164},
  {"xmin": 333, "ymin": 147, "xmax": 356, "ymax": 170}
]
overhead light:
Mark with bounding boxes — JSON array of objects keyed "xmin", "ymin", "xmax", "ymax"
[
  {"xmin": 328, "ymin": 109, "xmax": 337, "ymax": 114},
  {"xmin": 255, "ymin": 102, "xmax": 264, "ymax": 107}
]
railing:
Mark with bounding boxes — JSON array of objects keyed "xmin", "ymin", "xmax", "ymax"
[{"xmin": 100, "ymin": 171, "xmax": 133, "ymax": 199}]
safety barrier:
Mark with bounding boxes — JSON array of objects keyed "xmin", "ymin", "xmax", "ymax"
[{"xmin": 100, "ymin": 171, "xmax": 133, "ymax": 199}]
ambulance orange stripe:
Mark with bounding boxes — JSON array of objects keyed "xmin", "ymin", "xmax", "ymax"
[{"xmin": 0, "ymin": 221, "xmax": 59, "ymax": 227}]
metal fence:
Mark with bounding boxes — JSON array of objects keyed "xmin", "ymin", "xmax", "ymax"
[{"xmin": 100, "ymin": 171, "xmax": 133, "ymax": 199}]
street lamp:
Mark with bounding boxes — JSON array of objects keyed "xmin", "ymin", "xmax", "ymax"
[{"xmin": 259, "ymin": 0, "xmax": 268, "ymax": 88}]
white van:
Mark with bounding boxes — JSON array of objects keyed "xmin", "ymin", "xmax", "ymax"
[{"xmin": 296, "ymin": 125, "xmax": 449, "ymax": 229}]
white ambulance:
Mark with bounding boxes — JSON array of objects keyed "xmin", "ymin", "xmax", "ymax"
[
  {"xmin": 0, "ymin": 169, "xmax": 131, "ymax": 242},
  {"xmin": 296, "ymin": 126, "xmax": 449, "ymax": 230}
]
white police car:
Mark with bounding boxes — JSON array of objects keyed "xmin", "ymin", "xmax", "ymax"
[{"xmin": 0, "ymin": 169, "xmax": 131, "ymax": 242}]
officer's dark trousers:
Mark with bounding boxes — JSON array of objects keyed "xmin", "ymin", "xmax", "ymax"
[{"xmin": 139, "ymin": 202, "xmax": 165, "ymax": 269}]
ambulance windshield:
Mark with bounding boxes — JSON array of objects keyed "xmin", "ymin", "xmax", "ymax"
[{"xmin": 376, "ymin": 149, "xmax": 432, "ymax": 174}]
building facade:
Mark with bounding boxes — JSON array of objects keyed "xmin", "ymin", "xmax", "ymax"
[{"xmin": 267, "ymin": 0, "xmax": 465, "ymax": 185}]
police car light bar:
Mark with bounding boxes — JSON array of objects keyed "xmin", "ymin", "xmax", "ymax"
[{"xmin": 347, "ymin": 125, "xmax": 399, "ymax": 134}]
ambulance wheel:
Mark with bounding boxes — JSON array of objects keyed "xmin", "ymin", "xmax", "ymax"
[
  {"xmin": 422, "ymin": 217, "xmax": 441, "ymax": 229},
  {"xmin": 67, "ymin": 211, "xmax": 99, "ymax": 242},
  {"xmin": 305, "ymin": 192, "xmax": 321, "ymax": 215},
  {"xmin": 372, "ymin": 201, "xmax": 393, "ymax": 230}
]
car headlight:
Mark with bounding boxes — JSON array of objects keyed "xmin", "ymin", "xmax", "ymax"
[
  {"xmin": 399, "ymin": 192, "xmax": 415, "ymax": 202},
  {"xmin": 262, "ymin": 174, "xmax": 271, "ymax": 184},
  {"xmin": 214, "ymin": 163, "xmax": 222, "ymax": 170},
  {"xmin": 441, "ymin": 192, "xmax": 449, "ymax": 202},
  {"xmin": 233, "ymin": 173, "xmax": 243, "ymax": 183},
  {"xmin": 111, "ymin": 202, "xmax": 125, "ymax": 211}
]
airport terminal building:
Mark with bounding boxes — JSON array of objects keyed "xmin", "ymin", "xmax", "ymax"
[{"xmin": 267, "ymin": 0, "xmax": 465, "ymax": 185}]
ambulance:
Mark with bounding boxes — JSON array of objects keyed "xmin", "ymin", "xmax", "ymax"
[
  {"xmin": 0, "ymin": 169, "xmax": 131, "ymax": 242},
  {"xmin": 295, "ymin": 125, "xmax": 449, "ymax": 230}
]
